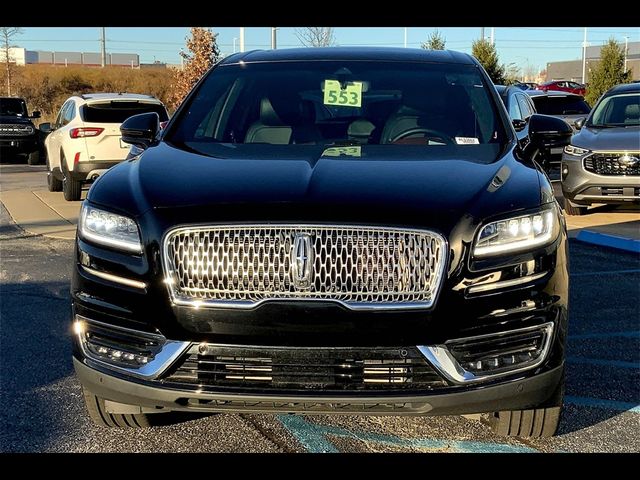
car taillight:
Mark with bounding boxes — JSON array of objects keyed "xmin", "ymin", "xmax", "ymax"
[
  {"xmin": 70, "ymin": 127, "xmax": 104, "ymax": 138},
  {"xmin": 159, "ymin": 121, "xmax": 168, "ymax": 130}
]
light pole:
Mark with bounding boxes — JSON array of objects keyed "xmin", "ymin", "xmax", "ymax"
[
  {"xmin": 271, "ymin": 27, "xmax": 278, "ymax": 50},
  {"xmin": 404, "ymin": 28, "xmax": 408, "ymax": 48},
  {"xmin": 240, "ymin": 27, "xmax": 245, "ymax": 53},
  {"xmin": 233, "ymin": 38, "xmax": 238, "ymax": 53},
  {"xmin": 490, "ymin": 27, "xmax": 494, "ymax": 45},
  {"xmin": 581, "ymin": 27, "xmax": 588, "ymax": 84},
  {"xmin": 624, "ymin": 35, "xmax": 629, "ymax": 72}
]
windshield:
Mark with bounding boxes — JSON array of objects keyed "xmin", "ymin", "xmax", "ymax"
[
  {"xmin": 588, "ymin": 92, "xmax": 640, "ymax": 127},
  {"xmin": 0, "ymin": 98, "xmax": 28, "ymax": 117},
  {"xmin": 167, "ymin": 60, "xmax": 508, "ymax": 153},
  {"xmin": 81, "ymin": 101, "xmax": 168, "ymax": 124},
  {"xmin": 531, "ymin": 96, "xmax": 591, "ymax": 115}
]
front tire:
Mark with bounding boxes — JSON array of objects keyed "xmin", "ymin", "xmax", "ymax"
[
  {"xmin": 27, "ymin": 150, "xmax": 40, "ymax": 165},
  {"xmin": 47, "ymin": 170, "xmax": 62, "ymax": 192},
  {"xmin": 488, "ymin": 373, "xmax": 564, "ymax": 438},
  {"xmin": 82, "ymin": 388, "xmax": 152, "ymax": 428},
  {"xmin": 563, "ymin": 197, "xmax": 587, "ymax": 216}
]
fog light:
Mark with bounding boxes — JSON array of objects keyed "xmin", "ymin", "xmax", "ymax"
[{"xmin": 418, "ymin": 322, "xmax": 554, "ymax": 384}]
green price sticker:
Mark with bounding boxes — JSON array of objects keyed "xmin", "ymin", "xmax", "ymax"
[
  {"xmin": 322, "ymin": 146, "xmax": 362, "ymax": 157},
  {"xmin": 323, "ymin": 80, "xmax": 363, "ymax": 107}
]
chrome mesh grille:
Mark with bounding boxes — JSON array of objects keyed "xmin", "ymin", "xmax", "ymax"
[
  {"xmin": 584, "ymin": 152, "xmax": 640, "ymax": 176},
  {"xmin": 163, "ymin": 225, "xmax": 446, "ymax": 309},
  {"xmin": 0, "ymin": 124, "xmax": 34, "ymax": 136}
]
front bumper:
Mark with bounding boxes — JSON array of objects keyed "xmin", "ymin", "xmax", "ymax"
[
  {"xmin": 74, "ymin": 357, "xmax": 564, "ymax": 416},
  {"xmin": 0, "ymin": 137, "xmax": 39, "ymax": 155},
  {"xmin": 562, "ymin": 153, "xmax": 640, "ymax": 206}
]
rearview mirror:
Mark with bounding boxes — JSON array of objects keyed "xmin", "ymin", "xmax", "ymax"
[
  {"xmin": 120, "ymin": 112, "xmax": 159, "ymax": 150},
  {"xmin": 523, "ymin": 114, "xmax": 572, "ymax": 160},
  {"xmin": 573, "ymin": 117, "xmax": 585, "ymax": 130}
]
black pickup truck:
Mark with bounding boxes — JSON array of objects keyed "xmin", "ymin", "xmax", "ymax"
[{"xmin": 0, "ymin": 97, "xmax": 42, "ymax": 164}]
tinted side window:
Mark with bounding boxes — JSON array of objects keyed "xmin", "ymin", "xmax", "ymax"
[
  {"xmin": 508, "ymin": 95, "xmax": 523, "ymax": 120},
  {"xmin": 62, "ymin": 101, "xmax": 75, "ymax": 125},
  {"xmin": 516, "ymin": 94, "xmax": 533, "ymax": 118},
  {"xmin": 55, "ymin": 101, "xmax": 69, "ymax": 127}
]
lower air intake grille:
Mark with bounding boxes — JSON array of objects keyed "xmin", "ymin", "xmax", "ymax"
[{"xmin": 163, "ymin": 345, "xmax": 448, "ymax": 393}]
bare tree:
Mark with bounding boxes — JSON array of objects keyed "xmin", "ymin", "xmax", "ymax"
[
  {"xmin": 295, "ymin": 27, "xmax": 336, "ymax": 47},
  {"xmin": 1, "ymin": 27, "xmax": 23, "ymax": 96}
]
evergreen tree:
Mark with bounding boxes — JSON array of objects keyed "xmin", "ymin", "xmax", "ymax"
[
  {"xmin": 170, "ymin": 27, "xmax": 220, "ymax": 108},
  {"xmin": 585, "ymin": 38, "xmax": 632, "ymax": 106},
  {"xmin": 421, "ymin": 29, "xmax": 446, "ymax": 50},
  {"xmin": 471, "ymin": 39, "xmax": 505, "ymax": 84}
]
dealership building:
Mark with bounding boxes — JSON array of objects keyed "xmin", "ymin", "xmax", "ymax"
[
  {"xmin": 1, "ymin": 47, "xmax": 139, "ymax": 67},
  {"xmin": 546, "ymin": 41, "xmax": 640, "ymax": 83}
]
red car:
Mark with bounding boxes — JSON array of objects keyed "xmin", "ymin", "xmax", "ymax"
[{"xmin": 537, "ymin": 80, "xmax": 586, "ymax": 96}]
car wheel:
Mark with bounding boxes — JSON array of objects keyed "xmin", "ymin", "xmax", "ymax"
[
  {"xmin": 563, "ymin": 197, "xmax": 587, "ymax": 216},
  {"xmin": 62, "ymin": 159, "xmax": 82, "ymax": 201},
  {"xmin": 47, "ymin": 170, "xmax": 62, "ymax": 192},
  {"xmin": 487, "ymin": 373, "xmax": 564, "ymax": 438},
  {"xmin": 27, "ymin": 150, "xmax": 40, "ymax": 165},
  {"xmin": 82, "ymin": 388, "xmax": 152, "ymax": 428}
]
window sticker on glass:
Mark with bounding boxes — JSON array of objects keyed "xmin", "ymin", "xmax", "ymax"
[
  {"xmin": 323, "ymin": 80, "xmax": 363, "ymax": 107},
  {"xmin": 322, "ymin": 146, "xmax": 362, "ymax": 157}
]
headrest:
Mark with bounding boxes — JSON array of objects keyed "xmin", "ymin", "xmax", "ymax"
[
  {"xmin": 625, "ymin": 103, "xmax": 640, "ymax": 119},
  {"xmin": 260, "ymin": 98, "xmax": 285, "ymax": 126}
]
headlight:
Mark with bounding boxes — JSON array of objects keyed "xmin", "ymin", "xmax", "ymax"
[
  {"xmin": 564, "ymin": 145, "xmax": 590, "ymax": 156},
  {"xmin": 78, "ymin": 204, "xmax": 142, "ymax": 253},
  {"xmin": 474, "ymin": 206, "xmax": 560, "ymax": 257}
]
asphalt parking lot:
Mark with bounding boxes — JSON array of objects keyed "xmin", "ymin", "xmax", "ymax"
[{"xmin": 0, "ymin": 163, "xmax": 639, "ymax": 453}]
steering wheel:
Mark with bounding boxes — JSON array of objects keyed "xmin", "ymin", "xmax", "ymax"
[{"xmin": 390, "ymin": 127, "xmax": 454, "ymax": 145}]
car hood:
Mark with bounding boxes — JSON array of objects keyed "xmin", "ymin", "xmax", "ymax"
[
  {"xmin": 0, "ymin": 115, "xmax": 34, "ymax": 125},
  {"xmin": 89, "ymin": 142, "xmax": 543, "ymax": 231},
  {"xmin": 572, "ymin": 125, "xmax": 640, "ymax": 151}
]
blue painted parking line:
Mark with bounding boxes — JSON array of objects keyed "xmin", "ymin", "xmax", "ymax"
[
  {"xmin": 576, "ymin": 230, "xmax": 640, "ymax": 254},
  {"xmin": 566, "ymin": 356, "xmax": 639, "ymax": 369},
  {"xmin": 570, "ymin": 269, "xmax": 640, "ymax": 277},
  {"xmin": 565, "ymin": 396, "xmax": 640, "ymax": 414},
  {"xmin": 277, "ymin": 414, "xmax": 538, "ymax": 453},
  {"xmin": 569, "ymin": 330, "xmax": 640, "ymax": 340}
]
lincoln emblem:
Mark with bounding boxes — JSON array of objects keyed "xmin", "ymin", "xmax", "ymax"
[{"xmin": 292, "ymin": 233, "xmax": 312, "ymax": 289}]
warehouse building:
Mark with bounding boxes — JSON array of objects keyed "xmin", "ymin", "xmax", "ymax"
[
  {"xmin": 547, "ymin": 41, "xmax": 640, "ymax": 83},
  {"xmin": 1, "ymin": 47, "xmax": 139, "ymax": 67}
]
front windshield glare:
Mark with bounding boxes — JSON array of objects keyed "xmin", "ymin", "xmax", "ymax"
[
  {"xmin": 167, "ymin": 61, "xmax": 506, "ymax": 151},
  {"xmin": 589, "ymin": 92, "xmax": 640, "ymax": 127}
]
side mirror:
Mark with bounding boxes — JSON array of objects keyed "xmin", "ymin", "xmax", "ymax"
[
  {"xmin": 31, "ymin": 110, "xmax": 41, "ymax": 119},
  {"xmin": 512, "ymin": 118, "xmax": 527, "ymax": 132},
  {"xmin": 573, "ymin": 117, "xmax": 585, "ymax": 130},
  {"xmin": 120, "ymin": 112, "xmax": 159, "ymax": 150},
  {"xmin": 523, "ymin": 114, "xmax": 572, "ymax": 161},
  {"xmin": 39, "ymin": 122, "xmax": 53, "ymax": 133}
]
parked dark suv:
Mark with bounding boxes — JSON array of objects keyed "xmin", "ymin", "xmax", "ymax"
[
  {"xmin": 0, "ymin": 97, "xmax": 42, "ymax": 164},
  {"xmin": 72, "ymin": 48, "xmax": 572, "ymax": 438},
  {"xmin": 561, "ymin": 82, "xmax": 640, "ymax": 215}
]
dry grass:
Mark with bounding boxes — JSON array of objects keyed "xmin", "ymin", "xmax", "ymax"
[{"xmin": 10, "ymin": 64, "xmax": 174, "ymax": 125}]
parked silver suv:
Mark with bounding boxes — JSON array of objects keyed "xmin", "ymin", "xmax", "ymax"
[{"xmin": 561, "ymin": 83, "xmax": 640, "ymax": 215}]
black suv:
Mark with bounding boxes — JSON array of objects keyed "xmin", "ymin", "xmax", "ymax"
[
  {"xmin": 0, "ymin": 97, "xmax": 42, "ymax": 164},
  {"xmin": 72, "ymin": 48, "xmax": 572, "ymax": 438}
]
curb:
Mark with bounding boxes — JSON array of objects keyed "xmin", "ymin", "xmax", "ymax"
[{"xmin": 575, "ymin": 229, "xmax": 640, "ymax": 254}]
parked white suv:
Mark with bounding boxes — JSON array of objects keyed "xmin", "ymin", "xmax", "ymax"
[{"xmin": 43, "ymin": 93, "xmax": 169, "ymax": 201}]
